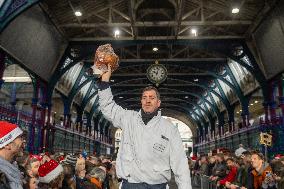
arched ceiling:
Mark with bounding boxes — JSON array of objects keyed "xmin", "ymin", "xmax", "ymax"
[
  {"xmin": 1, "ymin": 0, "xmax": 277, "ymax": 133},
  {"xmin": 40, "ymin": 0, "xmax": 274, "ymax": 132},
  {"xmin": 42, "ymin": 0, "xmax": 271, "ymax": 41}
]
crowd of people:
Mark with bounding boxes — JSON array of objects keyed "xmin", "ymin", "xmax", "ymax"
[
  {"xmin": 0, "ymin": 121, "xmax": 120, "ymax": 189},
  {"xmin": 1, "ymin": 120, "xmax": 284, "ymax": 189},
  {"xmin": 190, "ymin": 144, "xmax": 284, "ymax": 189},
  {"xmin": 18, "ymin": 151, "xmax": 119, "ymax": 189}
]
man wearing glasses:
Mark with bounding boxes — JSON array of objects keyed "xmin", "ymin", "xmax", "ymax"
[{"xmin": 0, "ymin": 121, "xmax": 26, "ymax": 189}]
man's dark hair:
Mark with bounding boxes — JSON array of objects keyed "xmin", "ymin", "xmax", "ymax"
[
  {"xmin": 216, "ymin": 153, "xmax": 224, "ymax": 159},
  {"xmin": 226, "ymin": 158, "xmax": 235, "ymax": 163},
  {"xmin": 242, "ymin": 151, "xmax": 251, "ymax": 156},
  {"xmin": 142, "ymin": 86, "xmax": 160, "ymax": 100},
  {"xmin": 251, "ymin": 150, "xmax": 264, "ymax": 160}
]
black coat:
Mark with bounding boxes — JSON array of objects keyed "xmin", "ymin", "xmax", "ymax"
[{"xmin": 0, "ymin": 171, "xmax": 11, "ymax": 189}]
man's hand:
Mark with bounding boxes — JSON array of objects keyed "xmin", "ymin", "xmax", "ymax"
[
  {"xmin": 101, "ymin": 64, "xmax": 112, "ymax": 82},
  {"xmin": 225, "ymin": 181, "xmax": 231, "ymax": 188},
  {"xmin": 217, "ymin": 181, "xmax": 220, "ymax": 187}
]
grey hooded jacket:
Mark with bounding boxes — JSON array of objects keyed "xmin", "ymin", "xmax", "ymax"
[{"xmin": 0, "ymin": 157, "xmax": 23, "ymax": 189}]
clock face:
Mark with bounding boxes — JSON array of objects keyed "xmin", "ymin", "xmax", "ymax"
[{"xmin": 147, "ymin": 64, "xmax": 167, "ymax": 84}]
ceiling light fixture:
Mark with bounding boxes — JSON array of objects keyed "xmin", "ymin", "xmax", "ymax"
[
  {"xmin": 185, "ymin": 96, "xmax": 189, "ymax": 99},
  {"xmin": 74, "ymin": 11, "xmax": 82, "ymax": 17},
  {"xmin": 191, "ymin": 28, "xmax": 197, "ymax": 36},
  {"xmin": 232, "ymin": 8, "xmax": 239, "ymax": 14},
  {"xmin": 3, "ymin": 76, "xmax": 32, "ymax": 82},
  {"xmin": 119, "ymin": 96, "xmax": 123, "ymax": 99},
  {"xmin": 254, "ymin": 100, "xmax": 258, "ymax": 103},
  {"xmin": 250, "ymin": 103, "xmax": 253, "ymax": 106},
  {"xmin": 114, "ymin": 29, "xmax": 120, "ymax": 38},
  {"xmin": 194, "ymin": 78, "xmax": 199, "ymax": 82},
  {"xmin": 153, "ymin": 47, "xmax": 158, "ymax": 52}
]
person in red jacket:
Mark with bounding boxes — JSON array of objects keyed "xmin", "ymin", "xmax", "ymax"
[{"xmin": 218, "ymin": 158, "xmax": 238, "ymax": 187}]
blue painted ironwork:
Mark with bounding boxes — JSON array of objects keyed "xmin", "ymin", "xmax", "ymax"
[
  {"xmin": 47, "ymin": 46, "xmax": 93, "ymax": 103},
  {"xmin": 115, "ymin": 62, "xmax": 242, "ymax": 121},
  {"xmin": 80, "ymin": 81, "xmax": 98, "ymax": 110},
  {"xmin": 10, "ymin": 82, "xmax": 17, "ymax": 107},
  {"xmin": 224, "ymin": 64, "xmax": 250, "ymax": 109},
  {"xmin": 70, "ymin": 39, "xmax": 267, "ymax": 97},
  {"xmin": 230, "ymin": 44, "xmax": 269, "ymax": 101},
  {"xmin": 117, "ymin": 62, "xmax": 240, "ymax": 100},
  {"xmin": 0, "ymin": 51, "xmax": 6, "ymax": 89},
  {"xmin": 116, "ymin": 87, "xmax": 222, "ymax": 129},
  {"xmin": 63, "ymin": 65, "xmax": 93, "ymax": 113},
  {"xmin": 214, "ymin": 79, "xmax": 235, "ymax": 119},
  {"xmin": 114, "ymin": 77, "xmax": 229, "ymax": 115}
]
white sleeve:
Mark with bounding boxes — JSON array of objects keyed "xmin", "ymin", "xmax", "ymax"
[
  {"xmin": 98, "ymin": 87, "xmax": 131, "ymax": 130},
  {"xmin": 170, "ymin": 126, "xmax": 192, "ymax": 189}
]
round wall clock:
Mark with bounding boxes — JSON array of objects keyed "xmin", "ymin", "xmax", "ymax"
[{"xmin": 147, "ymin": 60, "xmax": 167, "ymax": 86}]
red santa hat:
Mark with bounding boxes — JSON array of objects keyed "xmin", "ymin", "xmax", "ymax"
[
  {"xmin": 29, "ymin": 154, "xmax": 43, "ymax": 161},
  {"xmin": 191, "ymin": 155, "xmax": 197, "ymax": 161},
  {"xmin": 275, "ymin": 154, "xmax": 283, "ymax": 159},
  {"xmin": 0, "ymin": 121, "xmax": 23, "ymax": 148},
  {"xmin": 38, "ymin": 159, "xmax": 63, "ymax": 183}
]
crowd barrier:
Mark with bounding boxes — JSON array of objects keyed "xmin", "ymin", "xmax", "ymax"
[{"xmin": 192, "ymin": 174, "xmax": 217, "ymax": 189}]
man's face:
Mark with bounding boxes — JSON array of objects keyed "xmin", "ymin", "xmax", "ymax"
[
  {"xmin": 251, "ymin": 154, "xmax": 263, "ymax": 169},
  {"xmin": 243, "ymin": 155, "xmax": 251, "ymax": 164},
  {"xmin": 201, "ymin": 157, "xmax": 206, "ymax": 163},
  {"xmin": 10, "ymin": 136, "xmax": 25, "ymax": 157},
  {"xmin": 227, "ymin": 160, "xmax": 234, "ymax": 167},
  {"xmin": 209, "ymin": 157, "xmax": 215, "ymax": 163},
  {"xmin": 215, "ymin": 156, "xmax": 221, "ymax": 162},
  {"xmin": 141, "ymin": 90, "xmax": 161, "ymax": 113}
]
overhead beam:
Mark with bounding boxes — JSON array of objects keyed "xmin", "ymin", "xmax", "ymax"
[
  {"xmin": 138, "ymin": 8, "xmax": 173, "ymax": 20},
  {"xmin": 178, "ymin": 26, "xmax": 191, "ymax": 35},
  {"xmin": 111, "ymin": 72, "xmax": 208, "ymax": 77},
  {"xmin": 112, "ymin": 83, "xmax": 196, "ymax": 87},
  {"xmin": 182, "ymin": 7, "xmax": 200, "ymax": 20},
  {"xmin": 70, "ymin": 35, "xmax": 244, "ymax": 41},
  {"xmin": 127, "ymin": 0, "xmax": 137, "ymax": 38},
  {"xmin": 120, "ymin": 27, "xmax": 133, "ymax": 37},
  {"xmin": 61, "ymin": 20, "xmax": 252, "ymax": 28},
  {"xmin": 84, "ymin": 58, "xmax": 226, "ymax": 63},
  {"xmin": 175, "ymin": 0, "xmax": 185, "ymax": 39},
  {"xmin": 112, "ymin": 8, "xmax": 131, "ymax": 21}
]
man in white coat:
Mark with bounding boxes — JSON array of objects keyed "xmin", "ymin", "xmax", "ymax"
[{"xmin": 96, "ymin": 65, "xmax": 191, "ymax": 189}]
